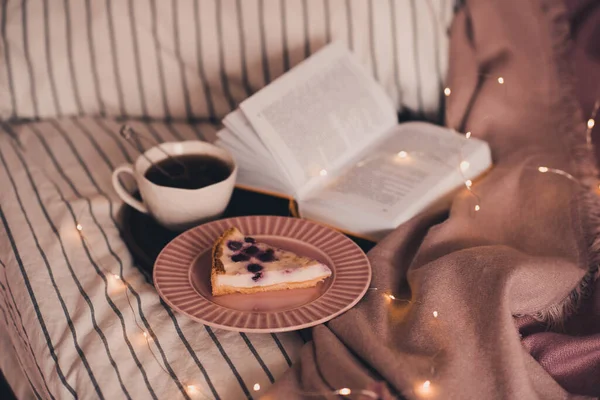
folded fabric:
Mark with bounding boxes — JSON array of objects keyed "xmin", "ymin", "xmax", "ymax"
[
  {"xmin": 514, "ymin": 1, "xmax": 600, "ymax": 396},
  {"xmin": 517, "ymin": 277, "xmax": 600, "ymax": 396},
  {"xmin": 564, "ymin": 0, "xmax": 600, "ymax": 166},
  {"xmin": 265, "ymin": 0, "xmax": 599, "ymax": 398}
]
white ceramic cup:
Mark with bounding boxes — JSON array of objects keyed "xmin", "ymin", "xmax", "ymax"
[{"xmin": 112, "ymin": 141, "xmax": 237, "ymax": 231}]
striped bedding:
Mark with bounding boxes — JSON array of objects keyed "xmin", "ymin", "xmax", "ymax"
[
  {"xmin": 0, "ymin": 0, "xmax": 457, "ymax": 399},
  {"xmin": 0, "ymin": 118, "xmax": 305, "ymax": 400},
  {"xmin": 0, "ymin": 0, "xmax": 454, "ymax": 122}
]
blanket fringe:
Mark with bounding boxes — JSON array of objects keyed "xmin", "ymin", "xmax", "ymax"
[
  {"xmin": 525, "ymin": 0, "xmax": 600, "ymax": 328},
  {"xmin": 529, "ymin": 186, "xmax": 600, "ymax": 329},
  {"xmin": 531, "ymin": 262, "xmax": 598, "ymax": 329}
]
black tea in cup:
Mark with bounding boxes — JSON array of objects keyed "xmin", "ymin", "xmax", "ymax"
[{"xmin": 144, "ymin": 155, "xmax": 232, "ymax": 190}]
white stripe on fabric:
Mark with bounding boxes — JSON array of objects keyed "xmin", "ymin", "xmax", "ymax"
[
  {"xmin": 0, "ymin": 0, "xmax": 453, "ymax": 121},
  {"xmin": 0, "ymin": 118, "xmax": 305, "ymax": 399}
]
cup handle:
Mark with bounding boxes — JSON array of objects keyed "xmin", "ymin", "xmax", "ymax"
[{"xmin": 112, "ymin": 164, "xmax": 149, "ymax": 214}]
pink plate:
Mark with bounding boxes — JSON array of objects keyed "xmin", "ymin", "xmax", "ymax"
[{"xmin": 153, "ymin": 216, "xmax": 371, "ymax": 332}]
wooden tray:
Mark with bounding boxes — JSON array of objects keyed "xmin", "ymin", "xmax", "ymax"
[{"xmin": 121, "ymin": 188, "xmax": 375, "ymax": 278}]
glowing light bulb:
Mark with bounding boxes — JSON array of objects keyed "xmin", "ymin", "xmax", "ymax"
[
  {"xmin": 588, "ymin": 119, "xmax": 595, "ymax": 129},
  {"xmin": 465, "ymin": 180, "xmax": 472, "ymax": 188},
  {"xmin": 319, "ymin": 169, "xmax": 327, "ymax": 176},
  {"xmin": 433, "ymin": 311, "xmax": 438, "ymax": 318},
  {"xmin": 338, "ymin": 388, "xmax": 352, "ymax": 396},
  {"xmin": 444, "ymin": 87, "xmax": 451, "ymax": 96},
  {"xmin": 497, "ymin": 77, "xmax": 504, "ymax": 84},
  {"xmin": 465, "ymin": 131, "xmax": 472, "ymax": 139},
  {"xmin": 186, "ymin": 385, "xmax": 197, "ymax": 394},
  {"xmin": 388, "ymin": 294, "xmax": 396, "ymax": 300},
  {"xmin": 143, "ymin": 332, "xmax": 148, "ymax": 338},
  {"xmin": 415, "ymin": 380, "xmax": 433, "ymax": 397},
  {"xmin": 253, "ymin": 383, "xmax": 261, "ymax": 391},
  {"xmin": 397, "ymin": 151, "xmax": 408, "ymax": 158},
  {"xmin": 460, "ymin": 160, "xmax": 470, "ymax": 171},
  {"xmin": 113, "ymin": 274, "xmax": 121, "ymax": 280},
  {"xmin": 538, "ymin": 166, "xmax": 548, "ymax": 173},
  {"xmin": 474, "ymin": 205, "xmax": 481, "ymax": 211},
  {"xmin": 76, "ymin": 224, "xmax": 83, "ymax": 231}
]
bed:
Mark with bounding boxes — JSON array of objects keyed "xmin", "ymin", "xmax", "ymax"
[
  {"xmin": 2, "ymin": 0, "xmax": 599, "ymax": 399},
  {"xmin": 0, "ymin": 1, "xmax": 455, "ymax": 399}
]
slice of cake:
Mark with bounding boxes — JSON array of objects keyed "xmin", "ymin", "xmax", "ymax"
[{"xmin": 211, "ymin": 227, "xmax": 332, "ymax": 296}]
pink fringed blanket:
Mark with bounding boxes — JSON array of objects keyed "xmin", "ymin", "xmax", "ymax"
[{"xmin": 265, "ymin": 0, "xmax": 600, "ymax": 398}]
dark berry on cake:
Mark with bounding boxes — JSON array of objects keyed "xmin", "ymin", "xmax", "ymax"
[
  {"xmin": 227, "ymin": 241, "xmax": 243, "ymax": 251},
  {"xmin": 247, "ymin": 263, "xmax": 263, "ymax": 273},
  {"xmin": 257, "ymin": 250, "xmax": 276, "ymax": 262},
  {"xmin": 244, "ymin": 245, "xmax": 259, "ymax": 255},
  {"xmin": 244, "ymin": 237, "xmax": 256, "ymax": 243},
  {"xmin": 231, "ymin": 253, "xmax": 250, "ymax": 262},
  {"xmin": 251, "ymin": 272, "xmax": 263, "ymax": 281}
]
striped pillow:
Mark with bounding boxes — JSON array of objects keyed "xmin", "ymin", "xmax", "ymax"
[{"xmin": 0, "ymin": 0, "xmax": 454, "ymax": 122}]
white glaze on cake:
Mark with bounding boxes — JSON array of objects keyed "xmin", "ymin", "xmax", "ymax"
[{"xmin": 215, "ymin": 264, "xmax": 331, "ymax": 288}]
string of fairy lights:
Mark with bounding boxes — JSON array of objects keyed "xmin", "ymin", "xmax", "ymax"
[
  {"xmin": 586, "ymin": 99, "xmax": 599, "ymax": 146},
  {"xmin": 0, "ymin": 4, "xmax": 590, "ymax": 397},
  {"xmin": 18, "ymin": 0, "xmax": 593, "ymax": 391},
  {"xmin": 64, "ymin": 72, "xmax": 600, "ymax": 400},
  {"xmin": 353, "ymin": 75, "xmax": 599, "ymax": 399},
  {"xmin": 0, "ymin": 4, "xmax": 592, "ymax": 399},
  {"xmin": 74, "ymin": 215, "xmax": 379, "ymax": 399}
]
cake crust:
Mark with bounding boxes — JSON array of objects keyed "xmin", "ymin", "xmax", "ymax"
[
  {"xmin": 210, "ymin": 227, "xmax": 237, "ymax": 294},
  {"xmin": 211, "ymin": 227, "xmax": 236, "ymax": 274}
]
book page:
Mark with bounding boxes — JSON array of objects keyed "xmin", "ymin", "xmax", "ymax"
[
  {"xmin": 319, "ymin": 155, "xmax": 432, "ymax": 212},
  {"xmin": 302, "ymin": 149, "xmax": 442, "ymax": 222},
  {"xmin": 300, "ymin": 122, "xmax": 492, "ymax": 239},
  {"xmin": 240, "ymin": 42, "xmax": 397, "ymax": 194},
  {"xmin": 223, "ymin": 109, "xmax": 272, "ymax": 160},
  {"xmin": 215, "ymin": 130, "xmax": 295, "ymax": 196}
]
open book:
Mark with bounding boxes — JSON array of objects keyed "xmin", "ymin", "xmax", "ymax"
[{"xmin": 216, "ymin": 42, "xmax": 492, "ymax": 241}]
